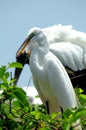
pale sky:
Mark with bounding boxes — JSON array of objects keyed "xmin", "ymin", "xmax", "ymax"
[{"xmin": 0, "ymin": 0, "xmax": 86, "ymax": 87}]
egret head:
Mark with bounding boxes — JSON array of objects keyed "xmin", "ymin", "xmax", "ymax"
[
  {"xmin": 27, "ymin": 27, "xmax": 42, "ymax": 36},
  {"xmin": 14, "ymin": 27, "xmax": 46, "ymax": 84},
  {"xmin": 16, "ymin": 27, "xmax": 47, "ymax": 58}
]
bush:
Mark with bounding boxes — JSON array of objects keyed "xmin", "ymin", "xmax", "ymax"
[{"xmin": 0, "ymin": 62, "xmax": 86, "ymax": 130}]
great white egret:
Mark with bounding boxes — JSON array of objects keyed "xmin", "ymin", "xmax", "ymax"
[
  {"xmin": 15, "ymin": 28, "xmax": 82, "ymax": 129},
  {"xmin": 14, "ymin": 25, "xmax": 86, "ymax": 93}
]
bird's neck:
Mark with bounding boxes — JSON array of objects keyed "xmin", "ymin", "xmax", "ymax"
[{"xmin": 30, "ymin": 46, "xmax": 48, "ymax": 81}]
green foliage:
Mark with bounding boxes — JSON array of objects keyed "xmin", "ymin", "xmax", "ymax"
[
  {"xmin": 0, "ymin": 62, "xmax": 86, "ymax": 130},
  {"xmin": 8, "ymin": 62, "xmax": 23, "ymax": 69}
]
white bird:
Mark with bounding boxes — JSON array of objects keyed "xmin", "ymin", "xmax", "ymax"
[
  {"xmin": 16, "ymin": 28, "xmax": 82, "ymax": 129},
  {"xmin": 25, "ymin": 25, "xmax": 86, "ymax": 72},
  {"xmin": 33, "ymin": 25, "xmax": 86, "ymax": 92},
  {"xmin": 15, "ymin": 25, "xmax": 86, "ymax": 93}
]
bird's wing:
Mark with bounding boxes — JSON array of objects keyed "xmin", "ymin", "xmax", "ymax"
[
  {"xmin": 32, "ymin": 75, "xmax": 46, "ymax": 106},
  {"xmin": 49, "ymin": 42, "xmax": 84, "ymax": 71},
  {"xmin": 47, "ymin": 54, "xmax": 77, "ymax": 111}
]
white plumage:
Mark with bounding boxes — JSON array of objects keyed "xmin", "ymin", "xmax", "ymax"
[
  {"xmin": 15, "ymin": 25, "xmax": 85, "ymax": 129},
  {"xmin": 17, "ymin": 27, "xmax": 78, "ymax": 113},
  {"xmin": 26, "ymin": 25, "xmax": 86, "ymax": 71},
  {"xmin": 42, "ymin": 24, "xmax": 86, "ymax": 48},
  {"xmin": 28, "ymin": 28, "xmax": 78, "ymax": 111},
  {"xmin": 42, "ymin": 25, "xmax": 86, "ymax": 71},
  {"xmin": 49, "ymin": 42, "xmax": 85, "ymax": 71}
]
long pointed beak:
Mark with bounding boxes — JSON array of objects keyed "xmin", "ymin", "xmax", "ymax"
[
  {"xmin": 16, "ymin": 38, "xmax": 30, "ymax": 57},
  {"xmin": 14, "ymin": 38, "xmax": 30, "ymax": 85}
]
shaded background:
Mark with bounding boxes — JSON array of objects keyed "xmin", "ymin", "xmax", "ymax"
[{"xmin": 0, "ymin": 0, "xmax": 86, "ymax": 87}]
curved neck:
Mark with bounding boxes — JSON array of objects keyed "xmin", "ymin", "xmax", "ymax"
[
  {"xmin": 30, "ymin": 47, "xmax": 48, "ymax": 81},
  {"xmin": 29, "ymin": 32, "xmax": 49, "ymax": 81}
]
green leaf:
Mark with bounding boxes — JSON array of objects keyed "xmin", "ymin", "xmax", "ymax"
[
  {"xmin": 79, "ymin": 94, "xmax": 86, "ymax": 106},
  {"xmin": 64, "ymin": 123, "xmax": 71, "ymax": 130},
  {"xmin": 12, "ymin": 99, "xmax": 22, "ymax": 109},
  {"xmin": 8, "ymin": 62, "xmax": 23, "ymax": 69},
  {"xmin": 50, "ymin": 112, "xmax": 59, "ymax": 120},
  {"xmin": 1, "ymin": 103, "xmax": 10, "ymax": 115},
  {"xmin": 4, "ymin": 72, "xmax": 10, "ymax": 79},
  {"xmin": 0, "ymin": 66, "xmax": 6, "ymax": 78},
  {"xmin": 13, "ymin": 88, "xmax": 29, "ymax": 106},
  {"xmin": 8, "ymin": 79, "xmax": 16, "ymax": 85},
  {"xmin": 72, "ymin": 108, "xmax": 86, "ymax": 122}
]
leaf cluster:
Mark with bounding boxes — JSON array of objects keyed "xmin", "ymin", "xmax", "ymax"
[{"xmin": 0, "ymin": 62, "xmax": 86, "ymax": 130}]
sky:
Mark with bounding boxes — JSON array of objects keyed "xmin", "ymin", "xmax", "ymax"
[{"xmin": 0, "ymin": 0, "xmax": 86, "ymax": 87}]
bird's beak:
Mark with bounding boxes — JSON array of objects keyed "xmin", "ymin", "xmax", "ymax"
[
  {"xmin": 14, "ymin": 38, "xmax": 30, "ymax": 85},
  {"xmin": 16, "ymin": 38, "xmax": 30, "ymax": 57}
]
